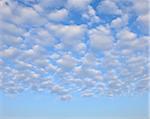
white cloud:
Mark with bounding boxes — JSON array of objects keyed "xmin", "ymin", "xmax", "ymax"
[
  {"xmin": 136, "ymin": 13, "xmax": 150, "ymax": 34},
  {"xmin": 111, "ymin": 14, "xmax": 128, "ymax": 29},
  {"xmin": 60, "ymin": 95, "xmax": 72, "ymax": 101},
  {"xmin": 47, "ymin": 23, "xmax": 87, "ymax": 52},
  {"xmin": 116, "ymin": 28, "xmax": 137, "ymax": 41},
  {"xmin": 25, "ymin": 28, "xmax": 54, "ymax": 47},
  {"xmin": 0, "ymin": 34, "xmax": 23, "ymax": 47},
  {"xmin": 57, "ymin": 53, "xmax": 78, "ymax": 69},
  {"xmin": 89, "ymin": 25, "xmax": 114, "ymax": 50},
  {"xmin": 21, "ymin": 45, "xmax": 46, "ymax": 60},
  {"xmin": 0, "ymin": 47, "xmax": 20, "ymax": 58},
  {"xmin": 81, "ymin": 91, "xmax": 94, "ymax": 97},
  {"xmin": 82, "ymin": 6, "xmax": 100, "ymax": 25},
  {"xmin": 0, "ymin": 20, "xmax": 25, "ymax": 37},
  {"xmin": 0, "ymin": 0, "xmax": 149, "ymax": 100},
  {"xmin": 97, "ymin": 0, "xmax": 122, "ymax": 15},
  {"xmin": 16, "ymin": 7, "xmax": 47, "ymax": 26},
  {"xmin": 132, "ymin": 0, "xmax": 149, "ymax": 15},
  {"xmin": 137, "ymin": 14, "xmax": 149, "ymax": 27},
  {"xmin": 66, "ymin": 0, "xmax": 92, "ymax": 10},
  {"xmin": 75, "ymin": 42, "xmax": 87, "ymax": 54},
  {"xmin": 48, "ymin": 9, "xmax": 68, "ymax": 22},
  {"xmin": 0, "ymin": 0, "xmax": 47, "ymax": 26},
  {"xmin": 47, "ymin": 23, "xmax": 86, "ymax": 41}
]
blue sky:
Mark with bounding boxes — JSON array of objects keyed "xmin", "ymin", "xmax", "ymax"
[
  {"xmin": 0, "ymin": 0, "xmax": 149, "ymax": 119},
  {"xmin": 0, "ymin": 92, "xmax": 149, "ymax": 119}
]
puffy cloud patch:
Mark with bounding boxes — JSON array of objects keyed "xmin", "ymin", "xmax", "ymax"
[
  {"xmin": 111, "ymin": 14, "xmax": 128, "ymax": 29},
  {"xmin": 47, "ymin": 23, "xmax": 87, "ymax": 52},
  {"xmin": 89, "ymin": 25, "xmax": 114, "ymax": 50},
  {"xmin": 66, "ymin": 0, "xmax": 92, "ymax": 10},
  {"xmin": 57, "ymin": 53, "xmax": 78, "ymax": 69},
  {"xmin": 0, "ymin": 0, "xmax": 149, "ymax": 100},
  {"xmin": 48, "ymin": 8, "xmax": 68, "ymax": 22},
  {"xmin": 82, "ymin": 6, "xmax": 100, "ymax": 25},
  {"xmin": 97, "ymin": 0, "xmax": 122, "ymax": 15},
  {"xmin": 132, "ymin": 0, "xmax": 149, "ymax": 15},
  {"xmin": 136, "ymin": 13, "xmax": 150, "ymax": 34}
]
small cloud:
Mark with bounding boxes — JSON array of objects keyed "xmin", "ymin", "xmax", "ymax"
[{"xmin": 97, "ymin": 0, "xmax": 122, "ymax": 15}]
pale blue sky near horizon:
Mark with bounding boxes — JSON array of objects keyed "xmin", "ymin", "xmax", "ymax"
[{"xmin": 0, "ymin": 92, "xmax": 149, "ymax": 119}]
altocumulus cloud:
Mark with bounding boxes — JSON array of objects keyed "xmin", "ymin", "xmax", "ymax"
[{"xmin": 0, "ymin": 0, "xmax": 149, "ymax": 100}]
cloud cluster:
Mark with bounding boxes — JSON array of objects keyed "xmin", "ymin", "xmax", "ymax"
[{"xmin": 0, "ymin": 0, "xmax": 149, "ymax": 100}]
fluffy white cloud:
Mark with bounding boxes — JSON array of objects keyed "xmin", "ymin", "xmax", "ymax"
[
  {"xmin": 111, "ymin": 14, "xmax": 128, "ymax": 29},
  {"xmin": 137, "ymin": 14, "xmax": 149, "ymax": 27},
  {"xmin": 89, "ymin": 25, "xmax": 114, "ymax": 50},
  {"xmin": 82, "ymin": 6, "xmax": 100, "ymax": 25},
  {"xmin": 0, "ymin": 47, "xmax": 20, "ymax": 58},
  {"xmin": 17, "ymin": 7, "xmax": 47, "ymax": 26},
  {"xmin": 57, "ymin": 53, "xmax": 78, "ymax": 69},
  {"xmin": 24, "ymin": 28, "xmax": 54, "ymax": 47},
  {"xmin": 0, "ymin": 0, "xmax": 47, "ymax": 26},
  {"xmin": 47, "ymin": 23, "xmax": 87, "ymax": 52},
  {"xmin": 116, "ymin": 28, "xmax": 137, "ymax": 41},
  {"xmin": 60, "ymin": 95, "xmax": 72, "ymax": 101},
  {"xmin": 132, "ymin": 0, "xmax": 149, "ymax": 15},
  {"xmin": 0, "ymin": 20, "xmax": 25, "ymax": 36},
  {"xmin": 48, "ymin": 9, "xmax": 68, "ymax": 22},
  {"xmin": 47, "ymin": 23, "xmax": 86, "ymax": 40},
  {"xmin": 0, "ymin": 0, "xmax": 149, "ymax": 100},
  {"xmin": 136, "ymin": 13, "xmax": 150, "ymax": 34},
  {"xmin": 66, "ymin": 0, "xmax": 92, "ymax": 10},
  {"xmin": 97, "ymin": 0, "xmax": 122, "ymax": 15}
]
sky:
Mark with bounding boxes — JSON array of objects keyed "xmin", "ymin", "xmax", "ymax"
[{"xmin": 0, "ymin": 0, "xmax": 149, "ymax": 119}]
